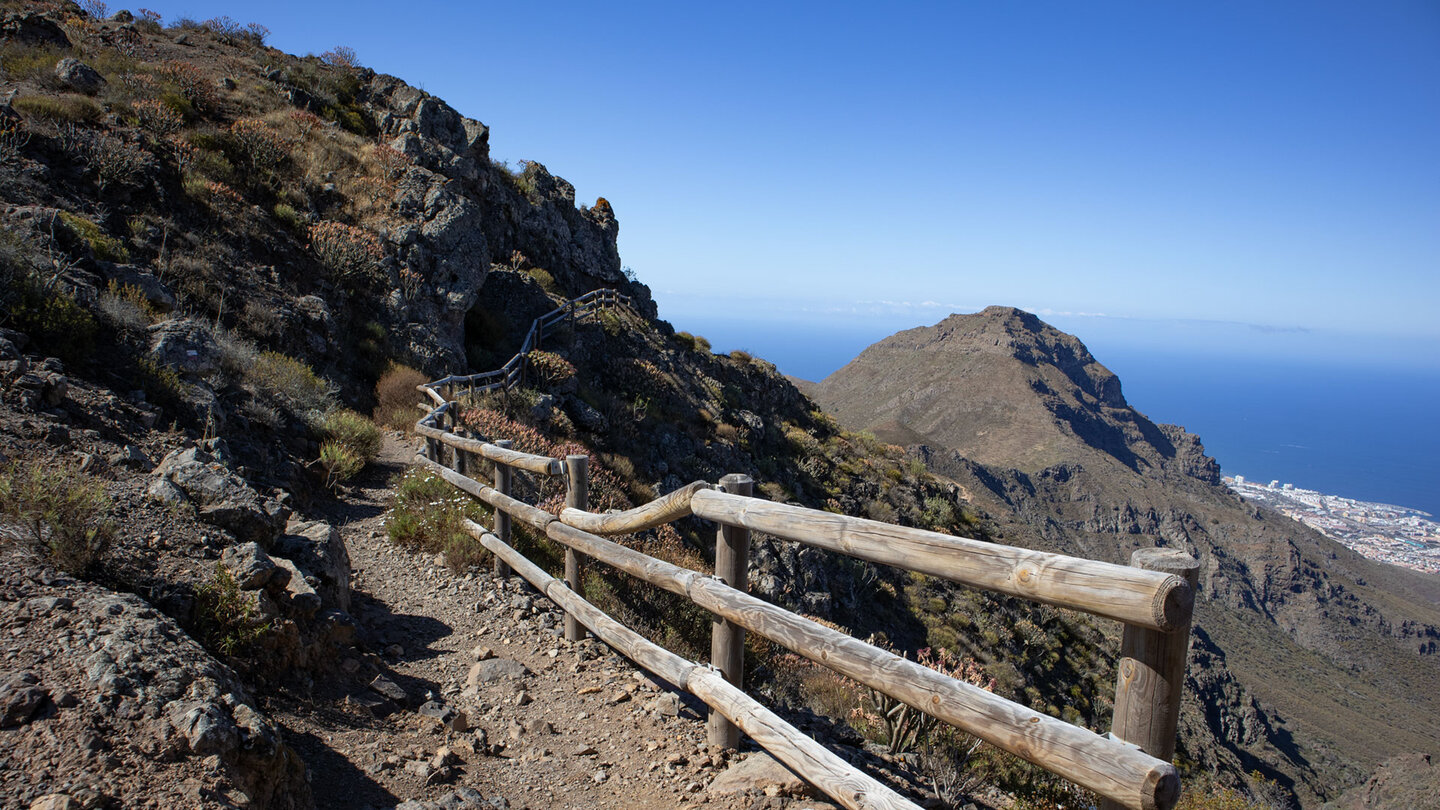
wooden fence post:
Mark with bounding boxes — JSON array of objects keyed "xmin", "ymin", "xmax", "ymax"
[
  {"xmin": 442, "ymin": 408, "xmax": 457, "ymax": 470},
  {"xmin": 709, "ymin": 473, "xmax": 753, "ymax": 749},
  {"xmin": 453, "ymin": 423, "xmax": 469, "ymax": 478},
  {"xmin": 564, "ymin": 454, "xmax": 589, "ymax": 642},
  {"xmin": 493, "ymin": 440, "xmax": 513, "ymax": 578},
  {"xmin": 1100, "ymin": 548, "xmax": 1198, "ymax": 810}
]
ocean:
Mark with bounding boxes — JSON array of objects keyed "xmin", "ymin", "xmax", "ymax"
[{"xmin": 666, "ymin": 313, "xmax": 1440, "ymax": 517}]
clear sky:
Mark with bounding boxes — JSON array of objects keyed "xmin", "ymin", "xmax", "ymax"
[{"xmin": 155, "ymin": 0, "xmax": 1440, "ymax": 362}]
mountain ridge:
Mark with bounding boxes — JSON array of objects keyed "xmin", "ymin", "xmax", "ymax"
[{"xmin": 815, "ymin": 307, "xmax": 1440, "ymax": 806}]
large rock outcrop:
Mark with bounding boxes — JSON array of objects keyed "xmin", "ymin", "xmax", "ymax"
[{"xmin": 0, "ymin": 553, "xmax": 311, "ymax": 809}]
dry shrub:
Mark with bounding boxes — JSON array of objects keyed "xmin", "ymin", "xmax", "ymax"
[
  {"xmin": 158, "ymin": 61, "xmax": 218, "ymax": 111},
  {"xmin": 229, "ymin": 117, "xmax": 293, "ymax": 168},
  {"xmin": 373, "ymin": 363, "xmax": 428, "ymax": 430},
  {"xmin": 319, "ymin": 46, "xmax": 359, "ymax": 68},
  {"xmin": 61, "ymin": 128, "xmax": 152, "ymax": 191},
  {"xmin": 13, "ymin": 94, "xmax": 103, "ymax": 125},
  {"xmin": 132, "ymin": 98, "xmax": 183, "ymax": 135},
  {"xmin": 0, "ymin": 461, "xmax": 113, "ymax": 577},
  {"xmin": 308, "ymin": 220, "xmax": 382, "ymax": 282}
]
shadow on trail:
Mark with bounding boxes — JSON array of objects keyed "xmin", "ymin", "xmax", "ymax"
[{"xmin": 287, "ymin": 728, "xmax": 400, "ymax": 810}]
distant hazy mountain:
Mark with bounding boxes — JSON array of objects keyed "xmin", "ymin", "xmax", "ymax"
[{"xmin": 814, "ymin": 306, "xmax": 1440, "ymax": 806}]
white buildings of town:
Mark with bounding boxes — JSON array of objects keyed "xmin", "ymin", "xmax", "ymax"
[{"xmin": 1224, "ymin": 477, "xmax": 1440, "ymax": 575}]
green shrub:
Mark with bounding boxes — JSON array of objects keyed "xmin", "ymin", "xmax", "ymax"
[
  {"xmin": 272, "ymin": 203, "xmax": 305, "ymax": 232},
  {"xmin": 322, "ymin": 409, "xmax": 382, "ymax": 461},
  {"xmin": 12, "ymin": 94, "xmax": 103, "ymax": 124},
  {"xmin": 58, "ymin": 211, "xmax": 129, "ymax": 262},
  {"xmin": 317, "ymin": 440, "xmax": 363, "ymax": 489},
  {"xmin": 2, "ymin": 281, "xmax": 96, "ymax": 364},
  {"xmin": 0, "ymin": 43, "xmax": 66, "ymax": 82},
  {"xmin": 192, "ymin": 563, "xmax": 269, "ymax": 658},
  {"xmin": 922, "ymin": 496, "xmax": 957, "ymax": 532},
  {"xmin": 385, "ymin": 467, "xmax": 490, "ymax": 572},
  {"xmin": 135, "ymin": 355, "xmax": 189, "ymax": 411},
  {"xmin": 373, "ymin": 362, "xmax": 428, "ymax": 430},
  {"xmin": 527, "ymin": 266, "xmax": 557, "ymax": 294},
  {"xmin": 0, "ymin": 462, "xmax": 113, "ymax": 577},
  {"xmin": 247, "ymin": 351, "xmax": 334, "ymax": 417},
  {"xmin": 674, "ymin": 331, "xmax": 710, "ymax": 353}
]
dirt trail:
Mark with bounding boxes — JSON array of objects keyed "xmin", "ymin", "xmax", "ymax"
[{"xmin": 266, "ymin": 434, "xmax": 837, "ymax": 810}]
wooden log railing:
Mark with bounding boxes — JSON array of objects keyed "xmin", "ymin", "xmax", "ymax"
[
  {"xmin": 416, "ymin": 288, "xmax": 635, "ymax": 409},
  {"xmin": 410, "ymin": 289, "xmax": 1195, "ymax": 810}
]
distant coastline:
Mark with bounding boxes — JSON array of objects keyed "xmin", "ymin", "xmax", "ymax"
[
  {"xmin": 664, "ymin": 311, "xmax": 1440, "ymax": 519},
  {"xmin": 1225, "ymin": 476, "xmax": 1439, "ymax": 574}
]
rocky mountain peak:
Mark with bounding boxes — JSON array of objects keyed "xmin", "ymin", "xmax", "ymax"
[{"xmin": 816, "ymin": 308, "xmax": 1166, "ymax": 474}]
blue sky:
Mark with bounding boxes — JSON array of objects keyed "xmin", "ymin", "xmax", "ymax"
[{"xmin": 156, "ymin": 0, "xmax": 1440, "ymax": 365}]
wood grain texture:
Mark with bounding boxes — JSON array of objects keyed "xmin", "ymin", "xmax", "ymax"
[
  {"xmin": 564, "ymin": 455, "xmax": 588, "ymax": 643},
  {"xmin": 413, "ymin": 455, "xmax": 556, "ymax": 533},
  {"xmin": 533, "ymin": 513, "xmax": 1176, "ymax": 810},
  {"xmin": 492, "ymin": 439, "xmax": 513, "ymax": 579},
  {"xmin": 688, "ymin": 669, "xmax": 921, "ymax": 810},
  {"xmin": 710, "ymin": 473, "xmax": 752, "ymax": 749},
  {"xmin": 558, "ymin": 480, "xmax": 711, "ymax": 535},
  {"xmin": 414, "ymin": 424, "xmax": 563, "ymax": 476},
  {"xmin": 1101, "ymin": 550, "xmax": 1199, "ymax": 810},
  {"xmin": 691, "ymin": 490, "xmax": 1191, "ymax": 632}
]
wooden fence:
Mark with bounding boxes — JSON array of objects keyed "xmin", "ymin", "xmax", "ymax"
[{"xmin": 413, "ymin": 289, "xmax": 1197, "ymax": 810}]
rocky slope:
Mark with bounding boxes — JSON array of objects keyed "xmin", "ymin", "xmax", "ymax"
[
  {"xmin": 0, "ymin": 6, "xmax": 981, "ymax": 808},
  {"xmin": 6, "ymin": 4, "xmax": 1424, "ymax": 809},
  {"xmin": 815, "ymin": 306, "xmax": 1440, "ymax": 805}
]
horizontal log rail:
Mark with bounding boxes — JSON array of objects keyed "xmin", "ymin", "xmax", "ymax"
[
  {"xmin": 412, "ymin": 454, "xmax": 1182, "ymax": 810},
  {"xmin": 407, "ymin": 287, "xmax": 1194, "ymax": 810},
  {"xmin": 466, "ymin": 519, "xmax": 921, "ymax": 810},
  {"xmin": 690, "ymin": 490, "xmax": 1190, "ymax": 633},
  {"xmin": 558, "ymin": 480, "xmax": 711, "ymax": 534}
]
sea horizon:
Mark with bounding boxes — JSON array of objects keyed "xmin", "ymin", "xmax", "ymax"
[{"xmin": 661, "ymin": 308, "xmax": 1440, "ymax": 518}]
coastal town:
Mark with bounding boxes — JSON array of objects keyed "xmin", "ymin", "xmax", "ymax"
[{"xmin": 1225, "ymin": 476, "xmax": 1440, "ymax": 574}]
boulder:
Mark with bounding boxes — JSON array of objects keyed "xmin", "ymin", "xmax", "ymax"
[
  {"xmin": 0, "ymin": 13, "xmax": 71, "ymax": 48},
  {"xmin": 708, "ymin": 752, "xmax": 814, "ymax": 798},
  {"xmin": 153, "ymin": 447, "xmax": 288, "ymax": 546},
  {"xmin": 167, "ymin": 700, "xmax": 239, "ymax": 756},
  {"xmin": 109, "ymin": 265, "xmax": 176, "ymax": 312},
  {"xmin": 465, "ymin": 658, "xmax": 528, "ymax": 687},
  {"xmin": 147, "ymin": 318, "xmax": 221, "ymax": 377},
  {"xmin": 275, "ymin": 520, "xmax": 351, "ymax": 612},
  {"xmin": 0, "ymin": 671, "xmax": 48, "ymax": 728},
  {"xmin": 271, "ymin": 558, "xmax": 320, "ymax": 617},
  {"xmin": 219, "ymin": 542, "xmax": 281, "ymax": 590},
  {"xmin": 53, "ymin": 58, "xmax": 104, "ymax": 94},
  {"xmin": 146, "ymin": 477, "xmax": 186, "ymax": 506},
  {"xmin": 108, "ymin": 444, "xmax": 152, "ymax": 470}
]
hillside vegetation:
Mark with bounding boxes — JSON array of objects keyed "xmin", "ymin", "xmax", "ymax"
[{"xmin": 1, "ymin": 3, "xmax": 1422, "ymax": 810}]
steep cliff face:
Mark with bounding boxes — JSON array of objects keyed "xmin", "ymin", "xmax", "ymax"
[
  {"xmin": 817, "ymin": 309, "xmax": 1440, "ymax": 806},
  {"xmin": 356, "ymin": 73, "xmax": 635, "ymax": 369}
]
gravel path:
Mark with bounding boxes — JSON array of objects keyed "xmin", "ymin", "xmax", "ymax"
[{"xmin": 265, "ymin": 434, "xmax": 836, "ymax": 810}]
